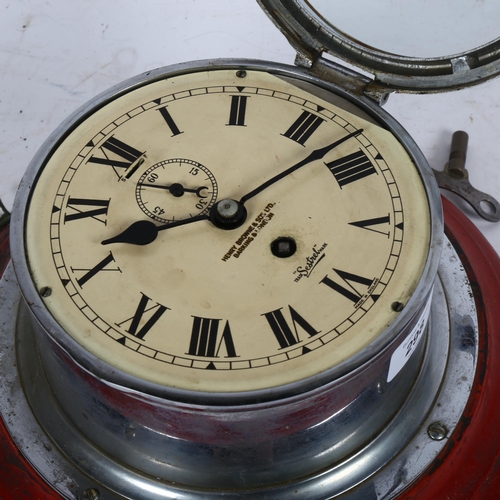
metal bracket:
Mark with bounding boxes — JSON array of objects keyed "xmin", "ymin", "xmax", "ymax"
[{"xmin": 0, "ymin": 199, "xmax": 10, "ymax": 228}]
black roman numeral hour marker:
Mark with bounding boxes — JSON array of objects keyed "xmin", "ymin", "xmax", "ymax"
[
  {"xmin": 64, "ymin": 197, "xmax": 110, "ymax": 224},
  {"xmin": 349, "ymin": 214, "xmax": 391, "ymax": 236},
  {"xmin": 227, "ymin": 94, "xmax": 248, "ymax": 126},
  {"xmin": 116, "ymin": 293, "xmax": 169, "ymax": 340},
  {"xmin": 320, "ymin": 270, "xmax": 378, "ymax": 304},
  {"xmin": 88, "ymin": 137, "xmax": 144, "ymax": 178},
  {"xmin": 72, "ymin": 252, "xmax": 121, "ymax": 287},
  {"xmin": 188, "ymin": 317, "xmax": 237, "ymax": 358},
  {"xmin": 262, "ymin": 306, "xmax": 320, "ymax": 349},
  {"xmin": 157, "ymin": 106, "xmax": 183, "ymax": 136},
  {"xmin": 325, "ymin": 150, "xmax": 377, "ymax": 187},
  {"xmin": 283, "ymin": 110, "xmax": 324, "ymax": 145}
]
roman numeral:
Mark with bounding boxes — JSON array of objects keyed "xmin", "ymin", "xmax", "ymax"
[
  {"xmin": 262, "ymin": 306, "xmax": 320, "ymax": 349},
  {"xmin": 157, "ymin": 106, "xmax": 183, "ymax": 136},
  {"xmin": 283, "ymin": 110, "xmax": 324, "ymax": 145},
  {"xmin": 227, "ymin": 94, "xmax": 248, "ymax": 126},
  {"xmin": 116, "ymin": 293, "xmax": 169, "ymax": 340},
  {"xmin": 64, "ymin": 197, "xmax": 110, "ymax": 224},
  {"xmin": 349, "ymin": 214, "xmax": 391, "ymax": 236},
  {"xmin": 320, "ymin": 270, "xmax": 378, "ymax": 304},
  {"xmin": 325, "ymin": 150, "xmax": 377, "ymax": 187},
  {"xmin": 87, "ymin": 137, "xmax": 144, "ymax": 178},
  {"xmin": 72, "ymin": 252, "xmax": 121, "ymax": 287},
  {"xmin": 187, "ymin": 317, "xmax": 237, "ymax": 358}
]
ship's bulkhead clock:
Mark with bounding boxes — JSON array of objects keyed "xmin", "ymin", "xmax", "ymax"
[
  {"xmin": 9, "ymin": 0, "xmax": 500, "ymax": 497},
  {"xmin": 7, "ymin": 61, "xmax": 443, "ymax": 492}
]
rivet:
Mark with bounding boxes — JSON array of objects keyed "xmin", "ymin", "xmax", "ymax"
[
  {"xmin": 391, "ymin": 301, "xmax": 404, "ymax": 312},
  {"xmin": 427, "ymin": 421, "xmax": 448, "ymax": 441},
  {"xmin": 236, "ymin": 70, "xmax": 247, "ymax": 78},
  {"xmin": 40, "ymin": 286, "xmax": 52, "ymax": 297}
]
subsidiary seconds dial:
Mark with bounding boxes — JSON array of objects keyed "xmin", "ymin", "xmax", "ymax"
[{"xmin": 136, "ymin": 158, "xmax": 218, "ymax": 223}]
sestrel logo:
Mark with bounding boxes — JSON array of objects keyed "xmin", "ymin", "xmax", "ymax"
[{"xmin": 293, "ymin": 243, "xmax": 328, "ymax": 283}]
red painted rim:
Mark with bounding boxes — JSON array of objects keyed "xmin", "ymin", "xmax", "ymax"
[
  {"xmin": 399, "ymin": 197, "xmax": 500, "ymax": 500},
  {"xmin": 0, "ymin": 224, "xmax": 64, "ymax": 499},
  {"xmin": 0, "ymin": 197, "xmax": 499, "ymax": 499}
]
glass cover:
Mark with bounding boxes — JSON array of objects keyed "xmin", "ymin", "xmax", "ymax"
[{"xmin": 308, "ymin": 0, "xmax": 500, "ymax": 58}]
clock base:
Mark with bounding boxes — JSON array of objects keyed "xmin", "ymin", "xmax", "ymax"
[{"xmin": 0, "ymin": 197, "xmax": 499, "ymax": 499}]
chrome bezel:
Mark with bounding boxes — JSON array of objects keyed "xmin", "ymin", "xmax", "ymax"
[{"xmin": 258, "ymin": 0, "xmax": 500, "ymax": 92}]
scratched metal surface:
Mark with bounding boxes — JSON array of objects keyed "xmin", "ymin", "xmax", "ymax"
[{"xmin": 0, "ymin": 0, "xmax": 499, "ymax": 255}]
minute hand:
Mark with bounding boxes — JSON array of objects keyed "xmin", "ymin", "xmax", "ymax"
[{"xmin": 239, "ymin": 129, "xmax": 363, "ymax": 205}]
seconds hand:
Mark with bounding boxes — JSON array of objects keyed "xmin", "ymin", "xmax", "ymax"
[
  {"xmin": 102, "ymin": 129, "xmax": 363, "ymax": 246},
  {"xmin": 140, "ymin": 182, "xmax": 209, "ymax": 198}
]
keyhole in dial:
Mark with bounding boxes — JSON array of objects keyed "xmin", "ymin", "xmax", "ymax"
[{"xmin": 271, "ymin": 237, "xmax": 297, "ymax": 258}]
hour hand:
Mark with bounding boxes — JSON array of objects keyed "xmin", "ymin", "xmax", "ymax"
[
  {"xmin": 101, "ymin": 213, "xmax": 210, "ymax": 246},
  {"xmin": 101, "ymin": 221, "xmax": 158, "ymax": 246}
]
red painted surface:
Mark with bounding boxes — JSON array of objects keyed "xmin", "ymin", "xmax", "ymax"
[
  {"xmin": 0, "ymin": 223, "xmax": 9, "ymax": 278},
  {"xmin": 0, "ymin": 223, "xmax": 63, "ymax": 499},
  {"xmin": 399, "ymin": 197, "xmax": 500, "ymax": 500},
  {"xmin": 0, "ymin": 196, "xmax": 499, "ymax": 498}
]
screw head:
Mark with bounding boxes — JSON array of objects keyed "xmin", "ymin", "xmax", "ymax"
[
  {"xmin": 427, "ymin": 421, "xmax": 448, "ymax": 441},
  {"xmin": 82, "ymin": 488, "xmax": 100, "ymax": 500},
  {"xmin": 391, "ymin": 301, "xmax": 404, "ymax": 312},
  {"xmin": 125, "ymin": 426, "xmax": 136, "ymax": 438}
]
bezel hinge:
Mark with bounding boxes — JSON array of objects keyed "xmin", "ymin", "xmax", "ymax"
[{"xmin": 299, "ymin": 54, "xmax": 392, "ymax": 106}]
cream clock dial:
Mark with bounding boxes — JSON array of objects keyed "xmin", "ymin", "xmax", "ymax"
[{"xmin": 25, "ymin": 68, "xmax": 430, "ymax": 394}]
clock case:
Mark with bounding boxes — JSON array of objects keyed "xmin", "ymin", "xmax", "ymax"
[{"xmin": 3, "ymin": 1, "xmax": 500, "ymax": 498}]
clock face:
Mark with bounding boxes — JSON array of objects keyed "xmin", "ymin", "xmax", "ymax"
[{"xmin": 25, "ymin": 68, "xmax": 431, "ymax": 394}]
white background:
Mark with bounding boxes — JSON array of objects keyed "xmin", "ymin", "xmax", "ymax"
[{"xmin": 1, "ymin": 0, "xmax": 499, "ymax": 256}]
